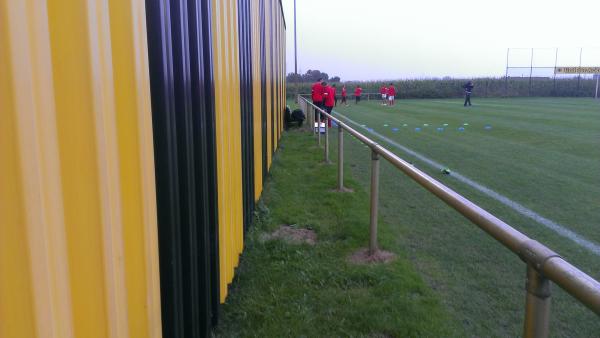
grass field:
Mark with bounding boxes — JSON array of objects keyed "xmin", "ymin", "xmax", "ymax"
[
  {"xmin": 216, "ymin": 97, "xmax": 599, "ymax": 337},
  {"xmin": 214, "ymin": 130, "xmax": 457, "ymax": 337},
  {"xmin": 325, "ymin": 97, "xmax": 600, "ymax": 336}
]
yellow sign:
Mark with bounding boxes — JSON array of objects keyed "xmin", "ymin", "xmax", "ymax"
[{"xmin": 555, "ymin": 67, "xmax": 600, "ymax": 74}]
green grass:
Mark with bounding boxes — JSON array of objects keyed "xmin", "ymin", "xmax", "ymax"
[
  {"xmin": 213, "ymin": 130, "xmax": 457, "ymax": 337},
  {"xmin": 215, "ymin": 97, "xmax": 600, "ymax": 336},
  {"xmin": 329, "ymin": 97, "xmax": 600, "ymax": 336}
]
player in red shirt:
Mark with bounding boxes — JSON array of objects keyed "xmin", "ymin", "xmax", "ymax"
[
  {"xmin": 380, "ymin": 85, "xmax": 388, "ymax": 105},
  {"xmin": 341, "ymin": 85, "xmax": 348, "ymax": 106},
  {"xmin": 324, "ymin": 83, "xmax": 335, "ymax": 127},
  {"xmin": 387, "ymin": 83, "xmax": 396, "ymax": 106},
  {"xmin": 354, "ymin": 86, "xmax": 362, "ymax": 104},
  {"xmin": 332, "ymin": 84, "xmax": 338, "ymax": 106},
  {"xmin": 311, "ymin": 77, "xmax": 325, "ymax": 112}
]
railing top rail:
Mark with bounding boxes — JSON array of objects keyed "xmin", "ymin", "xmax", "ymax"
[{"xmin": 298, "ymin": 95, "xmax": 600, "ymax": 316}]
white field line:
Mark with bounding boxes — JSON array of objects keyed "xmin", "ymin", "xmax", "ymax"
[{"xmin": 333, "ymin": 111, "xmax": 600, "ymax": 256}]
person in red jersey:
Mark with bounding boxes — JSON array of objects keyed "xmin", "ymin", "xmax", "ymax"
[
  {"xmin": 324, "ymin": 83, "xmax": 336, "ymax": 127},
  {"xmin": 332, "ymin": 84, "xmax": 338, "ymax": 106},
  {"xmin": 380, "ymin": 85, "xmax": 388, "ymax": 105},
  {"xmin": 354, "ymin": 86, "xmax": 362, "ymax": 104},
  {"xmin": 341, "ymin": 85, "xmax": 348, "ymax": 106},
  {"xmin": 387, "ymin": 83, "xmax": 396, "ymax": 106},
  {"xmin": 321, "ymin": 81, "xmax": 329, "ymax": 106},
  {"xmin": 311, "ymin": 77, "xmax": 324, "ymax": 111}
]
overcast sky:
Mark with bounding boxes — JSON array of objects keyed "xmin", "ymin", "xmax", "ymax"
[{"xmin": 280, "ymin": 0, "xmax": 600, "ymax": 81}]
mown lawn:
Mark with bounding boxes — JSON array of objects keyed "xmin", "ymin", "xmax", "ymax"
[
  {"xmin": 213, "ymin": 129, "xmax": 458, "ymax": 337},
  {"xmin": 330, "ymin": 97, "xmax": 600, "ymax": 336}
]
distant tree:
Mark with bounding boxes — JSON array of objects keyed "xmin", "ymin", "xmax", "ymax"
[
  {"xmin": 286, "ymin": 72, "xmax": 303, "ymax": 83},
  {"xmin": 286, "ymin": 69, "xmax": 341, "ymax": 83},
  {"xmin": 301, "ymin": 69, "xmax": 328, "ymax": 82}
]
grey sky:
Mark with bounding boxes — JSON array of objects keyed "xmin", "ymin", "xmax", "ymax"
[{"xmin": 281, "ymin": 0, "xmax": 600, "ymax": 81}]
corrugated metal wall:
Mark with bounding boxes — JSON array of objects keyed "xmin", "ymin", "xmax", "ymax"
[
  {"xmin": 1, "ymin": 0, "xmax": 284, "ymax": 337},
  {"xmin": 144, "ymin": 0, "xmax": 221, "ymax": 336},
  {"xmin": 209, "ymin": 0, "xmax": 286, "ymax": 303},
  {"xmin": 0, "ymin": 1, "xmax": 161, "ymax": 337}
]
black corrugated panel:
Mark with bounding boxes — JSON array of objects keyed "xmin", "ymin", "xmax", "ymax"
[
  {"xmin": 238, "ymin": 0, "xmax": 255, "ymax": 232},
  {"xmin": 195, "ymin": 0, "xmax": 221, "ymax": 327},
  {"xmin": 146, "ymin": 0, "xmax": 219, "ymax": 337},
  {"xmin": 187, "ymin": 0, "xmax": 220, "ymax": 330},
  {"xmin": 145, "ymin": 1, "xmax": 185, "ymax": 336},
  {"xmin": 259, "ymin": 0, "xmax": 268, "ymax": 178},
  {"xmin": 169, "ymin": 1, "xmax": 203, "ymax": 336}
]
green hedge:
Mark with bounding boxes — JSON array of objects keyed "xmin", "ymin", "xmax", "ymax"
[{"xmin": 286, "ymin": 78, "xmax": 597, "ymax": 99}]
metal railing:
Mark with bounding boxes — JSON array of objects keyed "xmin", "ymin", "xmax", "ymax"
[{"xmin": 297, "ymin": 95, "xmax": 600, "ymax": 338}]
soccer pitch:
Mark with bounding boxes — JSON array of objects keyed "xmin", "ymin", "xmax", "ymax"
[{"xmin": 328, "ymin": 97, "xmax": 600, "ymax": 336}]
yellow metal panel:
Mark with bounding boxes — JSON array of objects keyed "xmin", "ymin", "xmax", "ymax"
[
  {"xmin": 226, "ymin": 0, "xmax": 234, "ymax": 286},
  {"xmin": 265, "ymin": 0, "xmax": 272, "ymax": 167},
  {"xmin": 272, "ymin": 0, "xmax": 278, "ymax": 150},
  {"xmin": 1, "ymin": 1, "xmax": 74, "ymax": 337},
  {"xmin": 211, "ymin": 0, "xmax": 244, "ymax": 303},
  {"xmin": 1, "ymin": 1, "xmax": 161, "ymax": 337},
  {"xmin": 0, "ymin": 3, "xmax": 38, "ymax": 335},
  {"xmin": 212, "ymin": 0, "xmax": 227, "ymax": 300},
  {"xmin": 226, "ymin": 0, "xmax": 234, "ymax": 294},
  {"xmin": 282, "ymin": 15, "xmax": 286, "ymax": 140},
  {"xmin": 47, "ymin": 1, "xmax": 120, "ymax": 335},
  {"xmin": 107, "ymin": 0, "xmax": 162, "ymax": 337},
  {"xmin": 232, "ymin": 0, "xmax": 244, "ymax": 257},
  {"xmin": 281, "ymin": 15, "xmax": 286, "ymax": 141}
]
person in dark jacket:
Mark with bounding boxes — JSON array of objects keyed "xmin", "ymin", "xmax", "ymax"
[{"xmin": 463, "ymin": 81, "xmax": 474, "ymax": 106}]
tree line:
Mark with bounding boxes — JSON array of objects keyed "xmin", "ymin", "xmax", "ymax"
[
  {"xmin": 286, "ymin": 77, "xmax": 598, "ymax": 99},
  {"xmin": 287, "ymin": 69, "xmax": 341, "ymax": 83}
]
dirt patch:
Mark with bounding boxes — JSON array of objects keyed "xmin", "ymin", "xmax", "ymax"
[
  {"xmin": 347, "ymin": 248, "xmax": 396, "ymax": 265},
  {"xmin": 263, "ymin": 225, "xmax": 317, "ymax": 245}
]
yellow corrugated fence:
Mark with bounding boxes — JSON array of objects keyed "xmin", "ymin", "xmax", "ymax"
[{"xmin": 0, "ymin": 0, "xmax": 161, "ymax": 337}]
